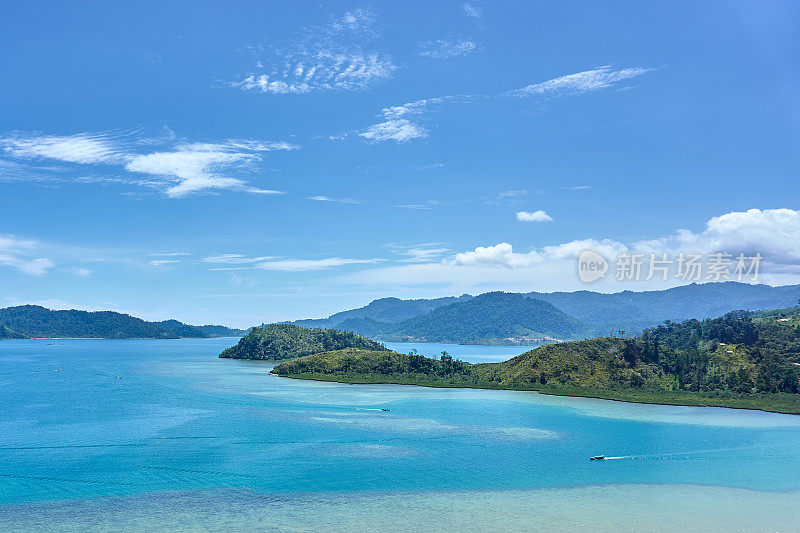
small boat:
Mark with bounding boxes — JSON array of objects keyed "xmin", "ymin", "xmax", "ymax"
[{"xmin": 590, "ymin": 455, "xmax": 605, "ymax": 461}]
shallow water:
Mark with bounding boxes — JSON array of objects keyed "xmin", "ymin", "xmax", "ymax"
[{"xmin": 1, "ymin": 338, "xmax": 799, "ymax": 531}]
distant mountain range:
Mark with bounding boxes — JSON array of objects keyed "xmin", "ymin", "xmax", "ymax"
[
  {"xmin": 0, "ymin": 305, "xmax": 247, "ymax": 339},
  {"xmin": 291, "ymin": 282, "xmax": 800, "ymax": 345},
  {"xmin": 5, "ymin": 282, "xmax": 800, "ymax": 344}
]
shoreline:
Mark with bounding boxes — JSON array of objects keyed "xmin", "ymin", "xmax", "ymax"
[{"xmin": 272, "ymin": 372, "xmax": 800, "ymax": 416}]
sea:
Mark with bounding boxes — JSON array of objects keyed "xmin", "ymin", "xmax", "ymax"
[{"xmin": 1, "ymin": 338, "xmax": 799, "ymax": 532}]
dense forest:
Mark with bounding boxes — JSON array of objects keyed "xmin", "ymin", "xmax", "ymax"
[
  {"xmin": 272, "ymin": 306, "xmax": 800, "ymax": 414},
  {"xmin": 219, "ymin": 323, "xmax": 389, "ymax": 360},
  {"xmin": 297, "ymin": 292, "xmax": 594, "ymax": 344},
  {"xmin": 0, "ymin": 305, "xmax": 245, "ymax": 339}
]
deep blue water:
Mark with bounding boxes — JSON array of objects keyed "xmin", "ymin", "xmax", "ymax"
[{"xmin": 1, "ymin": 338, "xmax": 800, "ymax": 531}]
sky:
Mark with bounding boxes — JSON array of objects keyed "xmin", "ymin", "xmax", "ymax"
[{"xmin": 1, "ymin": 1, "xmax": 799, "ymax": 327}]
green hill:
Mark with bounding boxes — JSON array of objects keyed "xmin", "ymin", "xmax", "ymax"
[
  {"xmin": 0, "ymin": 305, "xmax": 246, "ymax": 339},
  {"xmin": 379, "ymin": 292, "xmax": 590, "ymax": 343},
  {"xmin": 219, "ymin": 323, "xmax": 389, "ymax": 361},
  {"xmin": 295, "ymin": 295, "xmax": 472, "ymax": 329},
  {"xmin": 272, "ymin": 306, "xmax": 800, "ymax": 414}
]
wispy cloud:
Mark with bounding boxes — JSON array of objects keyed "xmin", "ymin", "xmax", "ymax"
[
  {"xmin": 462, "ymin": 3, "xmax": 481, "ymax": 18},
  {"xmin": 0, "ymin": 235, "xmax": 55, "ymax": 276},
  {"xmin": 415, "ymin": 162, "xmax": 445, "ymax": 171},
  {"xmin": 150, "ymin": 252, "xmax": 191, "ymax": 257},
  {"xmin": 516, "ymin": 210, "xmax": 553, "ymax": 222},
  {"xmin": 360, "ymin": 119, "xmax": 428, "ymax": 143},
  {"xmin": 254, "ymin": 257, "xmax": 384, "ymax": 271},
  {"xmin": 0, "ymin": 132, "xmax": 124, "ymax": 164},
  {"xmin": 231, "ymin": 52, "xmax": 395, "ymax": 94},
  {"xmin": 0, "ymin": 131, "xmax": 297, "ymax": 197},
  {"xmin": 388, "ymin": 243, "xmax": 451, "ymax": 263},
  {"xmin": 202, "ymin": 254, "xmax": 276, "ymax": 264},
  {"xmin": 149, "ymin": 259, "xmax": 180, "ymax": 267},
  {"xmin": 419, "ymin": 39, "xmax": 477, "ymax": 58},
  {"xmin": 564, "ymin": 185, "xmax": 592, "ymax": 191},
  {"xmin": 203, "ymin": 253, "xmax": 379, "ymax": 271},
  {"xmin": 231, "ymin": 9, "xmax": 394, "ymax": 95},
  {"xmin": 508, "ymin": 66, "xmax": 652, "ymax": 98},
  {"xmin": 497, "ymin": 190, "xmax": 527, "ymax": 200},
  {"xmin": 125, "ymin": 144, "xmax": 285, "ymax": 198},
  {"xmin": 307, "ymin": 195, "xmax": 362, "ymax": 204},
  {"xmin": 330, "ymin": 8, "xmax": 378, "ymax": 35},
  {"xmin": 69, "ymin": 266, "xmax": 92, "ymax": 277},
  {"xmin": 395, "ymin": 204, "xmax": 433, "ymax": 210},
  {"xmin": 359, "ymin": 96, "xmax": 473, "ymax": 143}
]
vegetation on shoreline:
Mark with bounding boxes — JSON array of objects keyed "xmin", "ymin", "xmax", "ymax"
[
  {"xmin": 276, "ymin": 371, "xmax": 800, "ymax": 414},
  {"xmin": 219, "ymin": 324, "xmax": 388, "ymax": 360},
  {"xmin": 271, "ymin": 307, "xmax": 800, "ymax": 414}
]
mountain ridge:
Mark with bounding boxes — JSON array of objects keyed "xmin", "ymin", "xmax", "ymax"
[
  {"xmin": 288, "ymin": 282, "xmax": 800, "ymax": 344},
  {"xmin": 0, "ymin": 305, "xmax": 246, "ymax": 339}
]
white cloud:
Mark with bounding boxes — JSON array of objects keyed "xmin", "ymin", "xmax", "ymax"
[
  {"xmin": 150, "ymin": 252, "xmax": 191, "ymax": 257},
  {"xmin": 308, "ymin": 195, "xmax": 362, "ymax": 204},
  {"xmin": 0, "ymin": 235, "xmax": 55, "ymax": 276},
  {"xmin": 331, "ymin": 8, "xmax": 377, "ymax": 34},
  {"xmin": 516, "ymin": 210, "xmax": 553, "ymax": 222},
  {"xmin": 203, "ymin": 253, "xmax": 382, "ymax": 272},
  {"xmin": 508, "ymin": 66, "xmax": 652, "ymax": 98},
  {"xmin": 415, "ymin": 162, "xmax": 445, "ymax": 170},
  {"xmin": 497, "ymin": 190, "xmax": 527, "ymax": 200},
  {"xmin": 125, "ymin": 145, "xmax": 285, "ymax": 197},
  {"xmin": 149, "ymin": 260, "xmax": 180, "ymax": 267},
  {"xmin": 359, "ymin": 97, "xmax": 470, "ymax": 143},
  {"xmin": 232, "ymin": 9, "xmax": 394, "ymax": 96},
  {"xmin": 232, "ymin": 51, "xmax": 395, "ymax": 94},
  {"xmin": 396, "ymin": 204, "xmax": 433, "ymax": 210},
  {"xmin": 360, "ymin": 118, "xmax": 428, "ymax": 143},
  {"xmin": 69, "ymin": 267, "xmax": 92, "ymax": 277},
  {"xmin": 0, "ymin": 133, "xmax": 123, "ymax": 164},
  {"xmin": 462, "ymin": 3, "xmax": 481, "ymax": 18},
  {"xmin": 564, "ymin": 185, "xmax": 592, "ymax": 191},
  {"xmin": 636, "ymin": 208, "xmax": 800, "ymax": 266},
  {"xmin": 255, "ymin": 257, "xmax": 384, "ymax": 272},
  {"xmin": 1, "ymin": 130, "xmax": 296, "ymax": 197},
  {"xmin": 388, "ymin": 243, "xmax": 451, "ymax": 263},
  {"xmin": 202, "ymin": 254, "xmax": 275, "ymax": 264},
  {"xmin": 419, "ymin": 39, "xmax": 477, "ymax": 59},
  {"xmin": 180, "ymin": 140, "xmax": 300, "ymax": 152},
  {"xmin": 343, "ymin": 208, "xmax": 800, "ymax": 292}
]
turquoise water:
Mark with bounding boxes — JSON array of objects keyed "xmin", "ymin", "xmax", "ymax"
[{"xmin": 1, "ymin": 338, "xmax": 800, "ymax": 531}]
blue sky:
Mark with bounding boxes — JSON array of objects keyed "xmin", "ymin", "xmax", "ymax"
[{"xmin": 1, "ymin": 1, "xmax": 799, "ymax": 327}]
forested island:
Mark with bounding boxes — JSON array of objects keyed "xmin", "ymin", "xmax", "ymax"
[
  {"xmin": 267, "ymin": 307, "xmax": 800, "ymax": 414},
  {"xmin": 219, "ymin": 323, "xmax": 388, "ymax": 360},
  {"xmin": 0, "ymin": 305, "xmax": 246, "ymax": 339}
]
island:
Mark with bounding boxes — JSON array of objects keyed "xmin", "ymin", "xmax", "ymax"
[
  {"xmin": 219, "ymin": 323, "xmax": 389, "ymax": 360},
  {"xmin": 264, "ymin": 307, "xmax": 800, "ymax": 414},
  {"xmin": 0, "ymin": 305, "xmax": 246, "ymax": 339}
]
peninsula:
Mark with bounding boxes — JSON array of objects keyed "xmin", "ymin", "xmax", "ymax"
[{"xmin": 264, "ymin": 307, "xmax": 800, "ymax": 414}]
